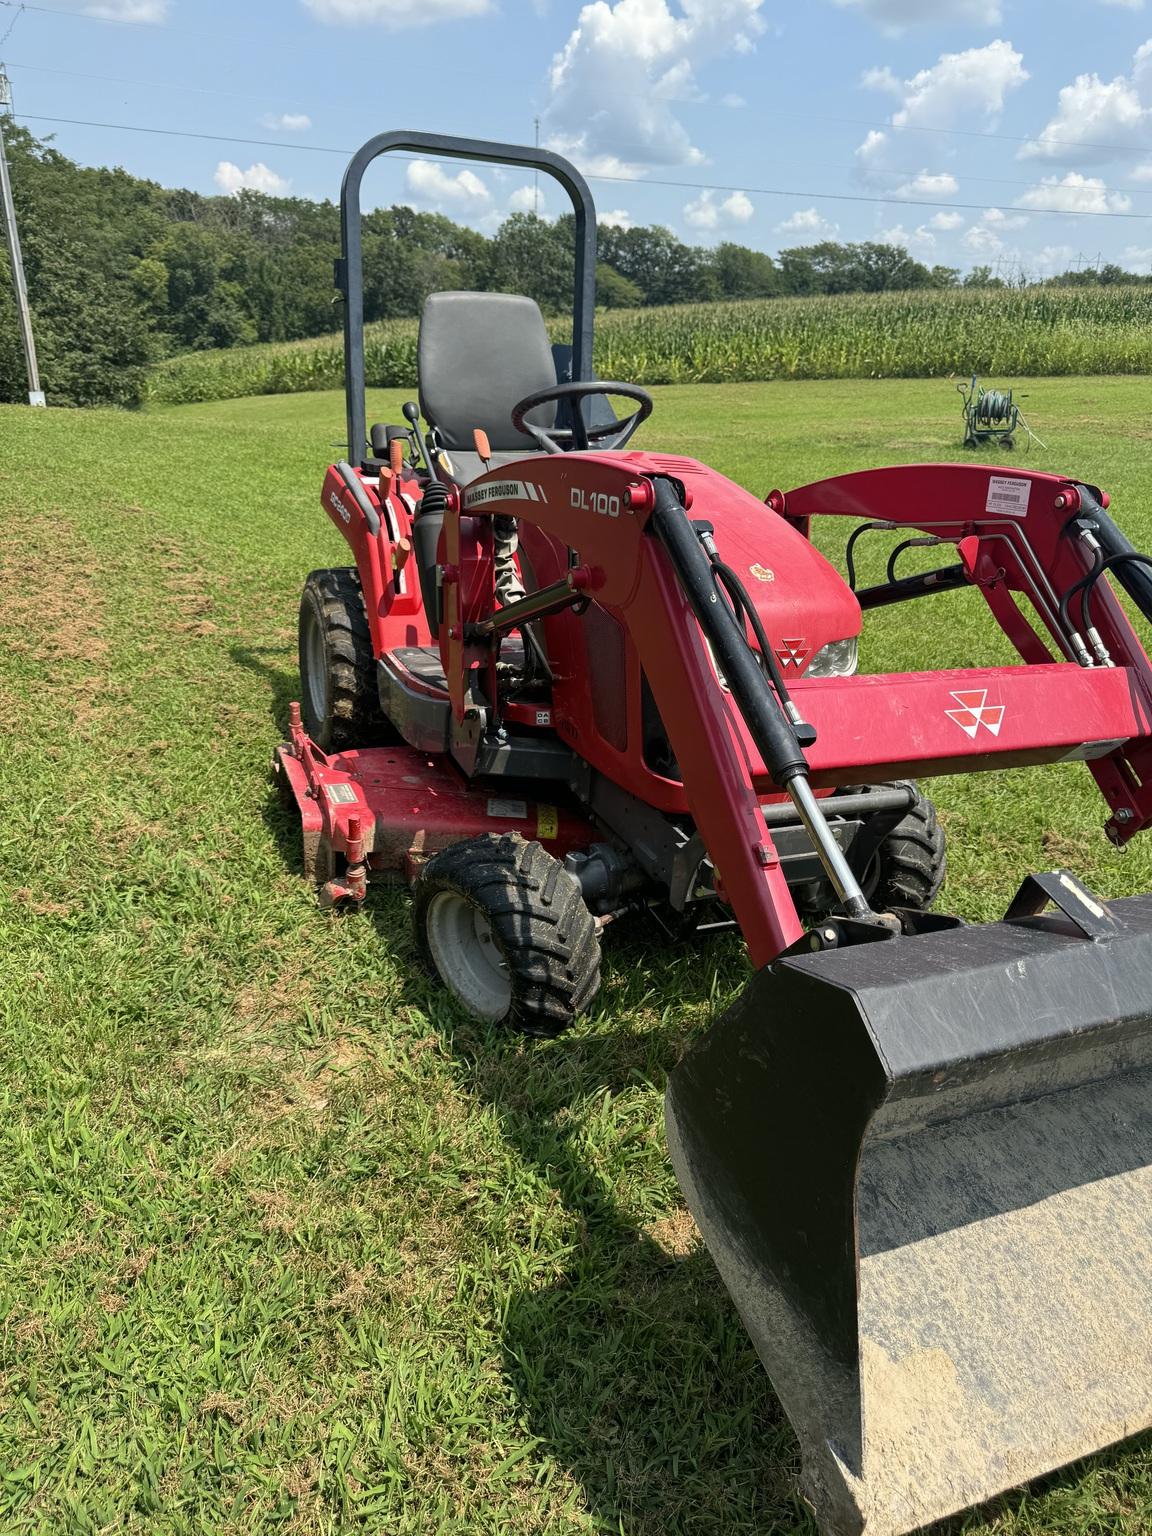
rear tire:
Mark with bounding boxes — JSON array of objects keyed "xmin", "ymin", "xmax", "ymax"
[
  {"xmin": 298, "ymin": 567, "xmax": 389, "ymax": 751},
  {"xmin": 858, "ymin": 780, "xmax": 947, "ymax": 911},
  {"xmin": 413, "ymin": 833, "xmax": 601, "ymax": 1036}
]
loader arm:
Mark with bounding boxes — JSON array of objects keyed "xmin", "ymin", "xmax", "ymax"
[
  {"xmin": 778, "ymin": 463, "xmax": 1152, "ymax": 841},
  {"xmin": 452, "ymin": 454, "xmax": 816, "ymax": 965}
]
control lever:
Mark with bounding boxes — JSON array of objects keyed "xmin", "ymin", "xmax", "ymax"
[{"xmin": 402, "ymin": 400, "xmax": 438, "ymax": 482}]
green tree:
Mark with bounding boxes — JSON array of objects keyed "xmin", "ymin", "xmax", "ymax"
[
  {"xmin": 712, "ymin": 242, "xmax": 781, "ymax": 299},
  {"xmin": 489, "ymin": 214, "xmax": 574, "ymax": 313},
  {"xmin": 596, "ymin": 263, "xmax": 644, "ymax": 308}
]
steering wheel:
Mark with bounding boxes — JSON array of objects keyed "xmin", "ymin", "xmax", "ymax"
[{"xmin": 510, "ymin": 381, "xmax": 654, "ymax": 455}]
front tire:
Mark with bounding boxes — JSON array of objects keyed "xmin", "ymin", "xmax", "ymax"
[
  {"xmin": 297, "ymin": 567, "xmax": 389, "ymax": 751},
  {"xmin": 413, "ymin": 834, "xmax": 601, "ymax": 1036},
  {"xmin": 858, "ymin": 780, "xmax": 946, "ymax": 911}
]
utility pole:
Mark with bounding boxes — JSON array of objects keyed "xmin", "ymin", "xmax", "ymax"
[{"xmin": 0, "ymin": 67, "xmax": 45, "ymax": 406}]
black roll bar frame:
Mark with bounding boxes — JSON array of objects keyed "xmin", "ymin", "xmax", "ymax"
[{"xmin": 336, "ymin": 130, "xmax": 598, "ymax": 461}]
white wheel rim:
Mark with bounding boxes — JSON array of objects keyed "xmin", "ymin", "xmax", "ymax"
[
  {"xmin": 303, "ymin": 610, "xmax": 328, "ymax": 724},
  {"xmin": 425, "ymin": 890, "xmax": 512, "ymax": 1021}
]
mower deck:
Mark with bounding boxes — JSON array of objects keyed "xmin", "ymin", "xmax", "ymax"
[{"xmin": 274, "ymin": 703, "xmax": 594, "ymax": 897}]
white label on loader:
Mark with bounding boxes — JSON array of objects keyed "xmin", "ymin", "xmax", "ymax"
[
  {"xmin": 464, "ymin": 481, "xmax": 546, "ymax": 509},
  {"xmin": 324, "ymin": 782, "xmax": 358, "ymax": 805},
  {"xmin": 985, "ymin": 475, "xmax": 1030, "ymax": 517},
  {"xmin": 487, "ymin": 797, "xmax": 528, "ymax": 820}
]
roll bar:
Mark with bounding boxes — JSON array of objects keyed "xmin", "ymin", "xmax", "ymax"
[{"xmin": 336, "ymin": 130, "xmax": 598, "ymax": 462}]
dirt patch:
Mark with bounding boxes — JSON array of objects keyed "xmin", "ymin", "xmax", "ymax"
[
  {"xmin": 643, "ymin": 1208, "xmax": 701, "ymax": 1259},
  {"xmin": 0, "ymin": 513, "xmax": 109, "ymax": 671}
]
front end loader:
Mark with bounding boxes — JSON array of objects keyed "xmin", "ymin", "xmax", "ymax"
[{"xmin": 275, "ymin": 129, "xmax": 1152, "ymax": 1536}]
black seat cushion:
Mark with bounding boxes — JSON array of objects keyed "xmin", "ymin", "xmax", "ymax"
[{"xmin": 418, "ymin": 291, "xmax": 557, "ymax": 453}]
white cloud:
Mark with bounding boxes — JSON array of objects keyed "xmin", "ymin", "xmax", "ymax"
[
  {"xmin": 981, "ymin": 206, "xmax": 1028, "ymax": 228},
  {"xmin": 1016, "ymin": 171, "xmax": 1131, "ymax": 213},
  {"xmin": 405, "ymin": 159, "xmax": 491, "ymax": 213},
  {"xmin": 684, "ymin": 188, "xmax": 754, "ymax": 229},
  {"xmin": 833, "ymin": 0, "xmax": 1001, "ymax": 28},
  {"xmin": 544, "ymin": 0, "xmax": 766, "ymax": 172},
  {"xmin": 855, "ymin": 129, "xmax": 890, "ymax": 174},
  {"xmin": 929, "ymin": 210, "xmax": 965, "ymax": 230},
  {"xmin": 508, "ymin": 185, "xmax": 546, "ymax": 214},
  {"xmin": 599, "ymin": 208, "xmax": 634, "ymax": 228},
  {"xmin": 964, "ymin": 224, "xmax": 1003, "ymax": 254},
  {"xmin": 878, "ymin": 222, "xmax": 937, "ymax": 250},
  {"xmin": 214, "ymin": 161, "xmax": 290, "ymax": 196},
  {"xmin": 867, "ymin": 41, "xmax": 1028, "ymax": 130},
  {"xmin": 84, "ymin": 0, "xmax": 168, "ymax": 17},
  {"xmin": 1035, "ymin": 243, "xmax": 1076, "ymax": 270},
  {"xmin": 894, "ymin": 169, "xmax": 959, "ymax": 197},
  {"xmin": 262, "ymin": 112, "xmax": 312, "ymax": 132},
  {"xmin": 777, "ymin": 207, "xmax": 839, "ymax": 238},
  {"xmin": 1122, "ymin": 245, "xmax": 1152, "ymax": 268},
  {"xmin": 720, "ymin": 92, "xmax": 747, "ymax": 108},
  {"xmin": 302, "ymin": 0, "xmax": 493, "ymax": 23},
  {"xmin": 1132, "ymin": 162, "xmax": 1152, "ymax": 179},
  {"xmin": 1101, "ymin": 0, "xmax": 1143, "ymax": 8},
  {"xmin": 1021, "ymin": 44, "xmax": 1152, "ymax": 163}
]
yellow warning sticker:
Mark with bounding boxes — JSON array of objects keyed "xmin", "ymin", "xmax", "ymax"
[{"xmin": 537, "ymin": 804, "xmax": 559, "ymax": 840}]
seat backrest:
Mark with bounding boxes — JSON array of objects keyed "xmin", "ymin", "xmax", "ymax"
[{"xmin": 418, "ymin": 291, "xmax": 557, "ymax": 453}]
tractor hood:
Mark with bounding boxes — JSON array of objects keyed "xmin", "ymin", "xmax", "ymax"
[{"xmin": 620, "ymin": 451, "xmax": 862, "ymax": 677}]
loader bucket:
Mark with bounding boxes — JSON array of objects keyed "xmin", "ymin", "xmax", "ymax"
[{"xmin": 666, "ymin": 885, "xmax": 1152, "ymax": 1536}]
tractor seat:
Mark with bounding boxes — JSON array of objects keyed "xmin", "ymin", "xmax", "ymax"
[{"xmin": 418, "ymin": 291, "xmax": 559, "ymax": 482}]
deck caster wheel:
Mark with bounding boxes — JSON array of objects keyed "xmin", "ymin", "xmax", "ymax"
[{"xmin": 413, "ymin": 833, "xmax": 601, "ymax": 1036}]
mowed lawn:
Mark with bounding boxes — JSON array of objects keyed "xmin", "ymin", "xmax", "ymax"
[{"xmin": 3, "ymin": 374, "xmax": 1152, "ymax": 1535}]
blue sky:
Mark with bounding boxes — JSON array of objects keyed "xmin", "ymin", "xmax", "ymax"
[{"xmin": 5, "ymin": 0, "xmax": 1152, "ymax": 275}]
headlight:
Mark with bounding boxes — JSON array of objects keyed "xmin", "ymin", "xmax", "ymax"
[{"xmin": 806, "ymin": 637, "xmax": 858, "ymax": 678}]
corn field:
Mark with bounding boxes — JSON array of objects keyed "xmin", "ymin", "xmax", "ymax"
[{"xmin": 146, "ymin": 285, "xmax": 1152, "ymax": 406}]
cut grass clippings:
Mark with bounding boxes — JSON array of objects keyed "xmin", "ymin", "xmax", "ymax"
[{"xmin": 1, "ymin": 374, "xmax": 1152, "ymax": 1533}]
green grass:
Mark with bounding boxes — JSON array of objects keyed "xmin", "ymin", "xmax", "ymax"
[
  {"xmin": 2, "ymin": 374, "xmax": 1152, "ymax": 1535},
  {"xmin": 145, "ymin": 285, "xmax": 1152, "ymax": 406}
]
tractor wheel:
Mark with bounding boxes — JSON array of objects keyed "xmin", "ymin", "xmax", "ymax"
[
  {"xmin": 856, "ymin": 780, "xmax": 947, "ymax": 912},
  {"xmin": 298, "ymin": 567, "xmax": 389, "ymax": 751},
  {"xmin": 413, "ymin": 833, "xmax": 601, "ymax": 1036}
]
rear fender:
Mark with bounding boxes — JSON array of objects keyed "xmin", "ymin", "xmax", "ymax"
[{"xmin": 320, "ymin": 463, "xmax": 427, "ymax": 654}]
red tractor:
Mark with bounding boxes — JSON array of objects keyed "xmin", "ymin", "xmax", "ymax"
[{"xmin": 277, "ymin": 131, "xmax": 1152, "ymax": 1536}]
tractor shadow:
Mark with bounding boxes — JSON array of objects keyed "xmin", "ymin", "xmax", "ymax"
[
  {"xmin": 393, "ymin": 918, "xmax": 816, "ymax": 1536},
  {"xmin": 229, "ymin": 643, "xmax": 299, "ymax": 734},
  {"xmin": 236, "ymin": 656, "xmax": 1140, "ymax": 1534},
  {"xmin": 379, "ymin": 917, "xmax": 1145, "ymax": 1536},
  {"xmin": 228, "ymin": 643, "xmax": 313, "ymax": 876}
]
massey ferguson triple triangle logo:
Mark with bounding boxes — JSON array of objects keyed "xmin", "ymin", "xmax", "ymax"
[
  {"xmin": 775, "ymin": 638, "xmax": 809, "ymax": 669},
  {"xmin": 946, "ymin": 689, "xmax": 1005, "ymax": 738}
]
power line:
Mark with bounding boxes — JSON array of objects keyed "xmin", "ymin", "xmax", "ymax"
[
  {"xmin": 6, "ymin": 57, "xmax": 310, "ymax": 107},
  {"xmin": 14, "ymin": 111, "xmax": 1152, "ymax": 222},
  {"xmin": 3, "ymin": 0, "xmax": 1152, "ymax": 163},
  {"xmin": 7, "ymin": 60, "xmax": 1152, "ymax": 205},
  {"xmin": 0, "ymin": 1, "xmax": 24, "ymax": 48}
]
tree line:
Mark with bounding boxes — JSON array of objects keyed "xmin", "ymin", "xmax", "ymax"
[{"xmin": 1, "ymin": 124, "xmax": 1149, "ymax": 407}]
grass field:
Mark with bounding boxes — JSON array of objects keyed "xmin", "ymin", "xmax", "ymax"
[
  {"xmin": 3, "ymin": 374, "xmax": 1152, "ymax": 1535},
  {"xmin": 146, "ymin": 285, "xmax": 1152, "ymax": 406}
]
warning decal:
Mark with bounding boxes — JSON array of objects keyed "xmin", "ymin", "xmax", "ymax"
[
  {"xmin": 324, "ymin": 782, "xmax": 359, "ymax": 805},
  {"xmin": 487, "ymin": 797, "xmax": 528, "ymax": 820},
  {"xmin": 985, "ymin": 475, "xmax": 1030, "ymax": 518},
  {"xmin": 536, "ymin": 805, "xmax": 559, "ymax": 840}
]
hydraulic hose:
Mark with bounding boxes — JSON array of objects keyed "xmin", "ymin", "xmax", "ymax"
[
  {"xmin": 648, "ymin": 480, "xmax": 809, "ymax": 788},
  {"xmin": 1074, "ymin": 489, "xmax": 1152, "ymax": 626},
  {"xmin": 647, "ymin": 477, "xmax": 872, "ymax": 920}
]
